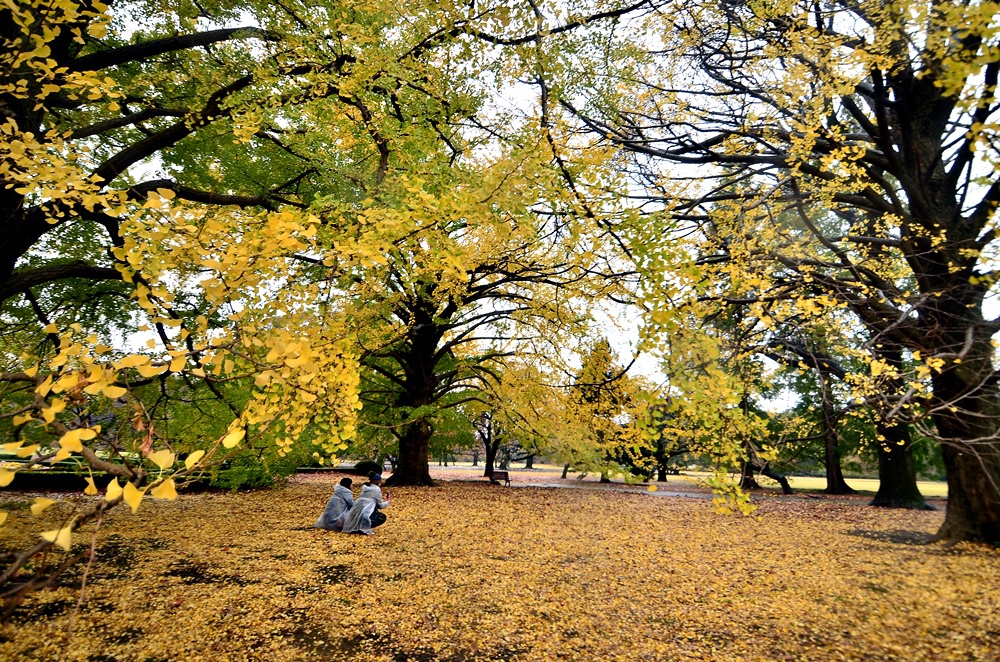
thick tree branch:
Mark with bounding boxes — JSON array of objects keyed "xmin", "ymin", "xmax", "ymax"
[
  {"xmin": 70, "ymin": 27, "xmax": 277, "ymax": 72},
  {"xmin": 0, "ymin": 262, "xmax": 122, "ymax": 303}
]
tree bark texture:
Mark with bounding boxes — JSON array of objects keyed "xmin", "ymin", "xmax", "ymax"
[
  {"xmin": 384, "ymin": 420, "xmax": 434, "ymax": 486},
  {"xmin": 819, "ymin": 370, "xmax": 855, "ymax": 494},
  {"xmin": 930, "ymin": 339, "xmax": 1000, "ymax": 543}
]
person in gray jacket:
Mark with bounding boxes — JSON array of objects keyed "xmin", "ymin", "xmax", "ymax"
[
  {"xmin": 314, "ymin": 477, "xmax": 355, "ymax": 531},
  {"xmin": 342, "ymin": 473, "xmax": 390, "ymax": 535}
]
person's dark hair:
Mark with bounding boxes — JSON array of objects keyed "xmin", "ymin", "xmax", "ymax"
[{"xmin": 339, "ymin": 477, "xmax": 353, "ymax": 488}]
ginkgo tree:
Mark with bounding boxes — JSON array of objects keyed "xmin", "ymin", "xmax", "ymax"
[
  {"xmin": 0, "ymin": 0, "xmax": 658, "ymax": 612},
  {"xmin": 567, "ymin": 0, "xmax": 1000, "ymax": 542},
  {"xmin": 317, "ymin": 133, "xmax": 637, "ymax": 486}
]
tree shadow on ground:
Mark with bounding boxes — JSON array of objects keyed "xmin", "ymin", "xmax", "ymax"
[{"xmin": 845, "ymin": 529, "xmax": 935, "ymax": 545}]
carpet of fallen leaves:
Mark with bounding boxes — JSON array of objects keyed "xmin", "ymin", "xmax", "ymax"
[{"xmin": 0, "ymin": 471, "xmax": 997, "ymax": 661}]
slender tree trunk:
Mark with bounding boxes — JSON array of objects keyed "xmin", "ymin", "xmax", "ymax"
[
  {"xmin": 740, "ymin": 460, "xmax": 761, "ymax": 490},
  {"xmin": 384, "ymin": 420, "xmax": 434, "ymax": 486},
  {"xmin": 483, "ymin": 437, "xmax": 498, "ymax": 479},
  {"xmin": 561, "ymin": 463, "xmax": 570, "ymax": 479},
  {"xmin": 819, "ymin": 369, "xmax": 855, "ymax": 494},
  {"xmin": 738, "ymin": 396, "xmax": 760, "ymax": 489},
  {"xmin": 471, "ymin": 446, "xmax": 480, "ymax": 467},
  {"xmin": 524, "ymin": 454, "xmax": 534, "ymax": 469},
  {"xmin": 871, "ymin": 345, "xmax": 928, "ymax": 509},
  {"xmin": 739, "ymin": 437, "xmax": 760, "ymax": 489}
]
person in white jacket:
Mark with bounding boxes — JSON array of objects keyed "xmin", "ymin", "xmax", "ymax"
[
  {"xmin": 342, "ymin": 473, "xmax": 390, "ymax": 535},
  {"xmin": 314, "ymin": 477, "xmax": 355, "ymax": 531}
]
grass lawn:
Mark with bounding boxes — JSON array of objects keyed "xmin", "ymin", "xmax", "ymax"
[
  {"xmin": 426, "ymin": 463, "xmax": 951, "ymax": 498},
  {"xmin": 0, "ymin": 473, "xmax": 995, "ymax": 661}
]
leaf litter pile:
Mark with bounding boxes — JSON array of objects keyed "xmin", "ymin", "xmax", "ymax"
[{"xmin": 0, "ymin": 475, "xmax": 997, "ymax": 661}]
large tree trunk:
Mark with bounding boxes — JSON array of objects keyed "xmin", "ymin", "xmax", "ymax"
[
  {"xmin": 937, "ymin": 441, "xmax": 1000, "ymax": 543},
  {"xmin": 871, "ymin": 421, "xmax": 930, "ymax": 509},
  {"xmin": 871, "ymin": 345, "xmax": 928, "ymax": 509},
  {"xmin": 930, "ymin": 347, "xmax": 1000, "ymax": 543},
  {"xmin": 384, "ymin": 420, "xmax": 434, "ymax": 486},
  {"xmin": 523, "ymin": 454, "xmax": 534, "ymax": 469},
  {"xmin": 380, "ymin": 299, "xmax": 441, "ymax": 488}
]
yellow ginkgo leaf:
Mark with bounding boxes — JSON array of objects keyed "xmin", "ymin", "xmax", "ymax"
[
  {"xmin": 648, "ymin": 485, "xmax": 658, "ymax": 492},
  {"xmin": 148, "ymin": 449, "xmax": 175, "ymax": 470},
  {"xmin": 30, "ymin": 498, "xmax": 56, "ymax": 515},
  {"xmin": 169, "ymin": 356, "xmax": 186, "ymax": 372},
  {"xmin": 116, "ymin": 355, "xmax": 150, "ymax": 369},
  {"xmin": 150, "ymin": 478, "xmax": 178, "ymax": 500},
  {"xmin": 41, "ymin": 397, "xmax": 67, "ymax": 423},
  {"xmin": 123, "ymin": 481, "xmax": 144, "ymax": 513},
  {"xmin": 36, "ymin": 375, "xmax": 53, "ymax": 396},
  {"xmin": 16, "ymin": 444, "xmax": 39, "ymax": 458},
  {"xmin": 58, "ymin": 434, "xmax": 83, "ymax": 453},
  {"xmin": 102, "ymin": 385, "xmax": 128, "ymax": 399},
  {"xmin": 59, "ymin": 427, "xmax": 97, "ymax": 452},
  {"xmin": 12, "ymin": 413, "xmax": 33, "ymax": 426},
  {"xmin": 184, "ymin": 449, "xmax": 206, "ymax": 470},
  {"xmin": 84, "ymin": 476, "xmax": 98, "ymax": 496},
  {"xmin": 52, "ymin": 447, "xmax": 72, "ymax": 463},
  {"xmin": 137, "ymin": 363, "xmax": 168, "ymax": 378},
  {"xmin": 222, "ymin": 428, "xmax": 245, "ymax": 449},
  {"xmin": 0, "ymin": 512, "xmax": 7, "ymax": 526},
  {"xmin": 2, "ymin": 441, "xmax": 23, "ymax": 452},
  {"xmin": 40, "ymin": 525, "xmax": 73, "ymax": 551},
  {"xmin": 105, "ymin": 477, "xmax": 123, "ymax": 501},
  {"xmin": 0, "ymin": 469, "xmax": 16, "ymax": 487}
]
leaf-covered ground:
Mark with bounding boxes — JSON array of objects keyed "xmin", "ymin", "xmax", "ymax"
[{"xmin": 0, "ymin": 472, "xmax": 997, "ymax": 661}]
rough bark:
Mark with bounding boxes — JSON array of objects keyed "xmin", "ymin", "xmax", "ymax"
[
  {"xmin": 871, "ymin": 425, "xmax": 931, "ymax": 510},
  {"xmin": 929, "ymin": 340, "xmax": 1000, "ymax": 543},
  {"xmin": 739, "ymin": 460, "xmax": 761, "ymax": 490},
  {"xmin": 384, "ymin": 420, "xmax": 434, "ymax": 486},
  {"xmin": 819, "ymin": 369, "xmax": 855, "ymax": 495},
  {"xmin": 871, "ymin": 346, "xmax": 930, "ymax": 509},
  {"xmin": 379, "ymin": 295, "xmax": 441, "ymax": 488},
  {"xmin": 483, "ymin": 442, "xmax": 498, "ymax": 479}
]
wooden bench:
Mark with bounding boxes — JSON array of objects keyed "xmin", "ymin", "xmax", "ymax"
[{"xmin": 490, "ymin": 470, "xmax": 511, "ymax": 486}]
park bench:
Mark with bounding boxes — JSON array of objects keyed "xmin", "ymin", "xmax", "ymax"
[{"xmin": 490, "ymin": 470, "xmax": 511, "ymax": 486}]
